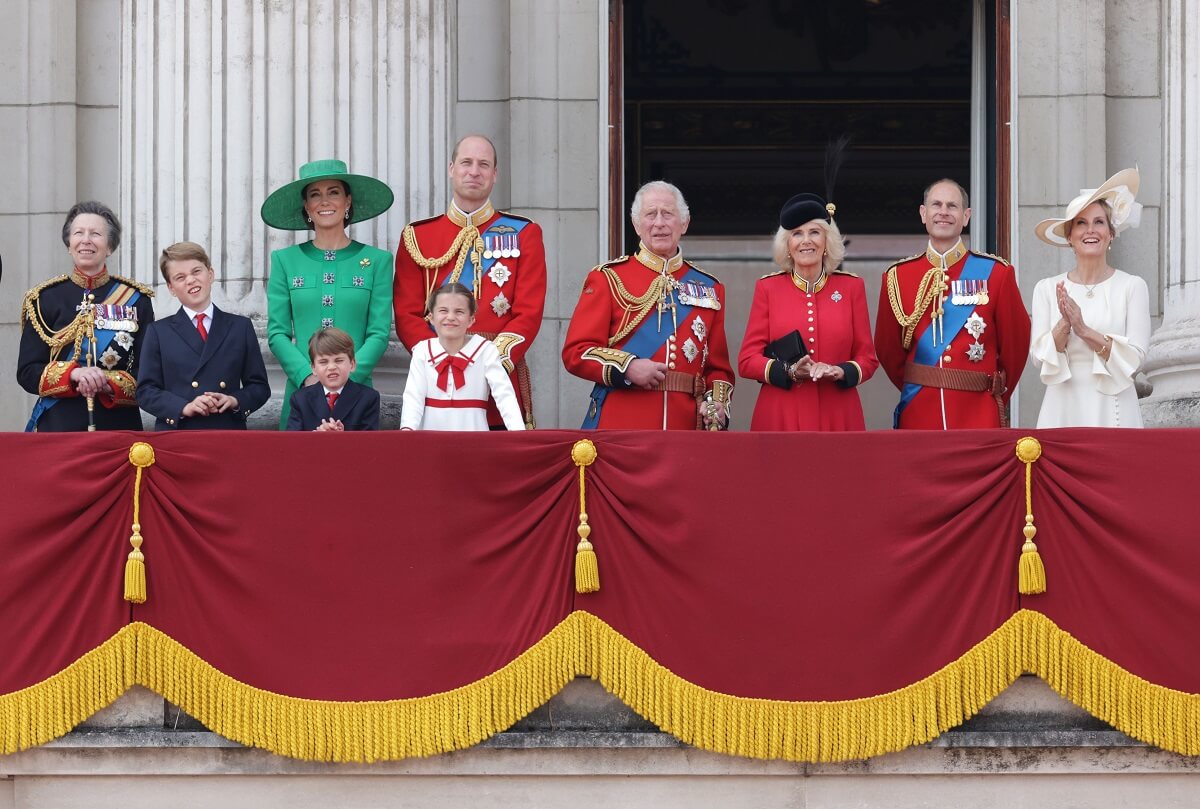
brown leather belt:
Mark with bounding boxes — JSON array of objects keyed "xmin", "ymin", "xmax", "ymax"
[
  {"xmin": 903, "ymin": 363, "xmax": 1009, "ymax": 427},
  {"xmin": 650, "ymin": 370, "xmax": 705, "ymax": 397}
]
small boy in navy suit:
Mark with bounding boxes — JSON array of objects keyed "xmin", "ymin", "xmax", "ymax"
[
  {"xmin": 137, "ymin": 242, "xmax": 270, "ymax": 429},
  {"xmin": 286, "ymin": 328, "xmax": 380, "ymax": 431}
]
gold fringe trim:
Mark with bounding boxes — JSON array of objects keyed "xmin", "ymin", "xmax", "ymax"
[
  {"xmin": 0, "ymin": 625, "xmax": 136, "ymax": 754},
  {"xmin": 1020, "ymin": 609, "xmax": 1200, "ymax": 756},
  {"xmin": 133, "ymin": 621, "xmax": 582, "ymax": 762},
  {"xmin": 3, "ymin": 612, "xmax": 1199, "ymax": 760}
]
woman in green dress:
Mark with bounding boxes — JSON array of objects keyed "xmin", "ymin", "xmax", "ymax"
[{"xmin": 262, "ymin": 160, "xmax": 395, "ymax": 427}]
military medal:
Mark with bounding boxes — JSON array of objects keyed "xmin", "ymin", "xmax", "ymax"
[
  {"xmin": 965, "ymin": 312, "xmax": 987, "ymax": 339},
  {"xmin": 500, "ymin": 235, "xmax": 513, "ymax": 259},
  {"xmin": 488, "ymin": 261, "xmax": 512, "ymax": 288},
  {"xmin": 511, "ymin": 233, "xmax": 521, "ymax": 258},
  {"xmin": 967, "ymin": 341, "xmax": 986, "ymax": 362},
  {"xmin": 100, "ymin": 347, "xmax": 121, "ymax": 369},
  {"xmin": 482, "ymin": 236, "xmax": 494, "ymax": 259},
  {"xmin": 979, "ymin": 280, "xmax": 990, "ymax": 306}
]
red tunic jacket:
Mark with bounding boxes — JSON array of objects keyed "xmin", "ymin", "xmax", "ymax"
[
  {"xmin": 874, "ymin": 242, "xmax": 1031, "ymax": 429},
  {"xmin": 394, "ymin": 202, "xmax": 546, "ymax": 426},
  {"xmin": 562, "ymin": 248, "xmax": 734, "ymax": 430}
]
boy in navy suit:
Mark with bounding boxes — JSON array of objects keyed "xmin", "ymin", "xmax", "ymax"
[
  {"xmin": 286, "ymin": 328, "xmax": 380, "ymax": 431},
  {"xmin": 137, "ymin": 242, "xmax": 271, "ymax": 429}
]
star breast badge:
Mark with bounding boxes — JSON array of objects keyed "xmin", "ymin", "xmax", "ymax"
[
  {"xmin": 965, "ymin": 312, "xmax": 987, "ymax": 340},
  {"xmin": 491, "ymin": 292, "xmax": 511, "ymax": 317},
  {"xmin": 967, "ymin": 341, "xmax": 986, "ymax": 362}
]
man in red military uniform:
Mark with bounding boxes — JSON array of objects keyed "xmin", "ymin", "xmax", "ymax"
[
  {"xmin": 393, "ymin": 134, "xmax": 546, "ymax": 428},
  {"xmin": 875, "ymin": 179, "xmax": 1031, "ymax": 429},
  {"xmin": 563, "ymin": 180, "xmax": 734, "ymax": 430}
]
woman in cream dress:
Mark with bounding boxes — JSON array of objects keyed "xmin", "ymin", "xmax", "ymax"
[{"xmin": 1030, "ymin": 168, "xmax": 1151, "ymax": 427}]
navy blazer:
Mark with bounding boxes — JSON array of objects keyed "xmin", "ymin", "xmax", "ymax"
[
  {"xmin": 137, "ymin": 306, "xmax": 271, "ymax": 430},
  {"xmin": 286, "ymin": 379, "xmax": 380, "ymax": 431}
]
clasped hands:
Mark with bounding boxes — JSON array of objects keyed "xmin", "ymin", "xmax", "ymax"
[
  {"xmin": 786, "ymin": 355, "xmax": 844, "ymax": 383},
  {"xmin": 69, "ymin": 365, "xmax": 109, "ymax": 398},
  {"xmin": 182, "ymin": 392, "xmax": 240, "ymax": 418}
]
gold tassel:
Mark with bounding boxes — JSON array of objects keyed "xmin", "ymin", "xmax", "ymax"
[
  {"xmin": 124, "ymin": 442, "xmax": 156, "ymax": 604},
  {"xmin": 571, "ymin": 439, "xmax": 599, "ymax": 593},
  {"xmin": 1015, "ymin": 437, "xmax": 1046, "ymax": 595}
]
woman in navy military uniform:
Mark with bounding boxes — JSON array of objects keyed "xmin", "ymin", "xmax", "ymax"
[{"xmin": 17, "ymin": 201, "xmax": 155, "ymax": 431}]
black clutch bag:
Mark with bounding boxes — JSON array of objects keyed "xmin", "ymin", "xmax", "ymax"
[{"xmin": 764, "ymin": 330, "xmax": 808, "ymax": 364}]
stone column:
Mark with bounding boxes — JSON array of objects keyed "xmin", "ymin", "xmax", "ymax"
[
  {"xmin": 120, "ymin": 0, "xmax": 451, "ymax": 307},
  {"xmin": 0, "ymin": 1, "xmax": 119, "ymax": 431},
  {"xmin": 455, "ymin": 0, "xmax": 605, "ymax": 429},
  {"xmin": 119, "ymin": 0, "xmax": 451, "ymax": 423},
  {"xmin": 1142, "ymin": 0, "xmax": 1200, "ymax": 426}
]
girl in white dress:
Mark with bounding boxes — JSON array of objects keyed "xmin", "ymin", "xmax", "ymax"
[
  {"xmin": 400, "ymin": 283, "xmax": 526, "ymax": 431},
  {"xmin": 1031, "ymin": 168, "xmax": 1152, "ymax": 427}
]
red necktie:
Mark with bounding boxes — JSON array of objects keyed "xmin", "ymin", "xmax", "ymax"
[
  {"xmin": 435, "ymin": 355, "xmax": 469, "ymax": 392},
  {"xmin": 195, "ymin": 313, "xmax": 208, "ymax": 341},
  {"xmin": 326, "ymin": 392, "xmax": 339, "ymax": 412}
]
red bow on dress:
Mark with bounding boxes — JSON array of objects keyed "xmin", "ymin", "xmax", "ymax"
[{"xmin": 435, "ymin": 355, "xmax": 469, "ymax": 392}]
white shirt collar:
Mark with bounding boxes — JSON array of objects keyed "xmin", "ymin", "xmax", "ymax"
[{"xmin": 181, "ymin": 302, "xmax": 215, "ymax": 323}]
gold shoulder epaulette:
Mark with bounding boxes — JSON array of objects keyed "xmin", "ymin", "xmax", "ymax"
[
  {"xmin": 970, "ymin": 249, "xmax": 1011, "ymax": 266},
  {"xmin": 592, "ymin": 256, "xmax": 629, "ymax": 273},
  {"xmin": 760, "ymin": 269, "xmax": 786, "ymax": 280},
  {"xmin": 689, "ymin": 265, "xmax": 721, "ymax": 284},
  {"xmin": 19, "ymin": 275, "xmax": 69, "ymax": 327},
  {"xmin": 110, "ymin": 274, "xmax": 155, "ymax": 297},
  {"xmin": 886, "ymin": 252, "xmax": 925, "ymax": 274},
  {"xmin": 831, "ymin": 269, "xmax": 860, "ymax": 278}
]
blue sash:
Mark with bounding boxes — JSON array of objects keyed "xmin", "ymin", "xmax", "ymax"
[
  {"xmin": 26, "ymin": 288, "xmax": 142, "ymax": 432},
  {"xmin": 893, "ymin": 254, "xmax": 993, "ymax": 427},
  {"xmin": 581, "ymin": 266, "xmax": 709, "ymax": 429}
]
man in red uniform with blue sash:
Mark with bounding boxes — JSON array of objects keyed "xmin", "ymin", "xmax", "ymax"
[
  {"xmin": 874, "ymin": 179, "xmax": 1031, "ymax": 429},
  {"xmin": 393, "ymin": 134, "xmax": 546, "ymax": 429},
  {"xmin": 563, "ymin": 181, "xmax": 734, "ymax": 430}
]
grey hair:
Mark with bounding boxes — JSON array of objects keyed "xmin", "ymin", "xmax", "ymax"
[
  {"xmin": 630, "ymin": 180, "xmax": 690, "ymax": 223},
  {"xmin": 62, "ymin": 201, "xmax": 122, "ymax": 251},
  {"xmin": 772, "ymin": 219, "xmax": 847, "ymax": 276}
]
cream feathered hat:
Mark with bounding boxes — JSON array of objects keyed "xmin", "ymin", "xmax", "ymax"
[{"xmin": 1034, "ymin": 167, "xmax": 1142, "ymax": 247}]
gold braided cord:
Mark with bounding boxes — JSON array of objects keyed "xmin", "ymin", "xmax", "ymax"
[
  {"xmin": 4, "ymin": 612, "xmax": 1200, "ymax": 759},
  {"xmin": 886, "ymin": 265, "xmax": 945, "ymax": 350},
  {"xmin": 402, "ymin": 224, "xmax": 485, "ymax": 304},
  {"xmin": 0, "ymin": 625, "xmax": 136, "ymax": 755},
  {"xmin": 601, "ymin": 268, "xmax": 670, "ymax": 346}
]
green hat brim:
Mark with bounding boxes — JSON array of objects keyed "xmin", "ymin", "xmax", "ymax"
[{"xmin": 260, "ymin": 171, "xmax": 395, "ymax": 231}]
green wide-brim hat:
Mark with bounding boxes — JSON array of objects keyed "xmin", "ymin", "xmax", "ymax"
[{"xmin": 260, "ymin": 159, "xmax": 395, "ymax": 231}]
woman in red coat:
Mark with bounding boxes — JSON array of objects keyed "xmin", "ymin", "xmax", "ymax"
[{"xmin": 739, "ymin": 193, "xmax": 878, "ymax": 431}]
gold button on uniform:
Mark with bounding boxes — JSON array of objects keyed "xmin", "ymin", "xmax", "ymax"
[
  {"xmin": 944, "ymin": 356, "xmax": 953, "ymax": 363},
  {"xmin": 808, "ymin": 327, "xmax": 815, "ymax": 332},
  {"xmin": 191, "ymin": 381, "xmax": 199, "ymax": 388},
  {"xmin": 668, "ymin": 362, "xmax": 676, "ymax": 369},
  {"xmin": 219, "ymin": 381, "xmax": 227, "ymax": 389}
]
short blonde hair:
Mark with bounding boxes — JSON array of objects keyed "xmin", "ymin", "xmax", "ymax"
[{"xmin": 772, "ymin": 219, "xmax": 846, "ymax": 276}]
